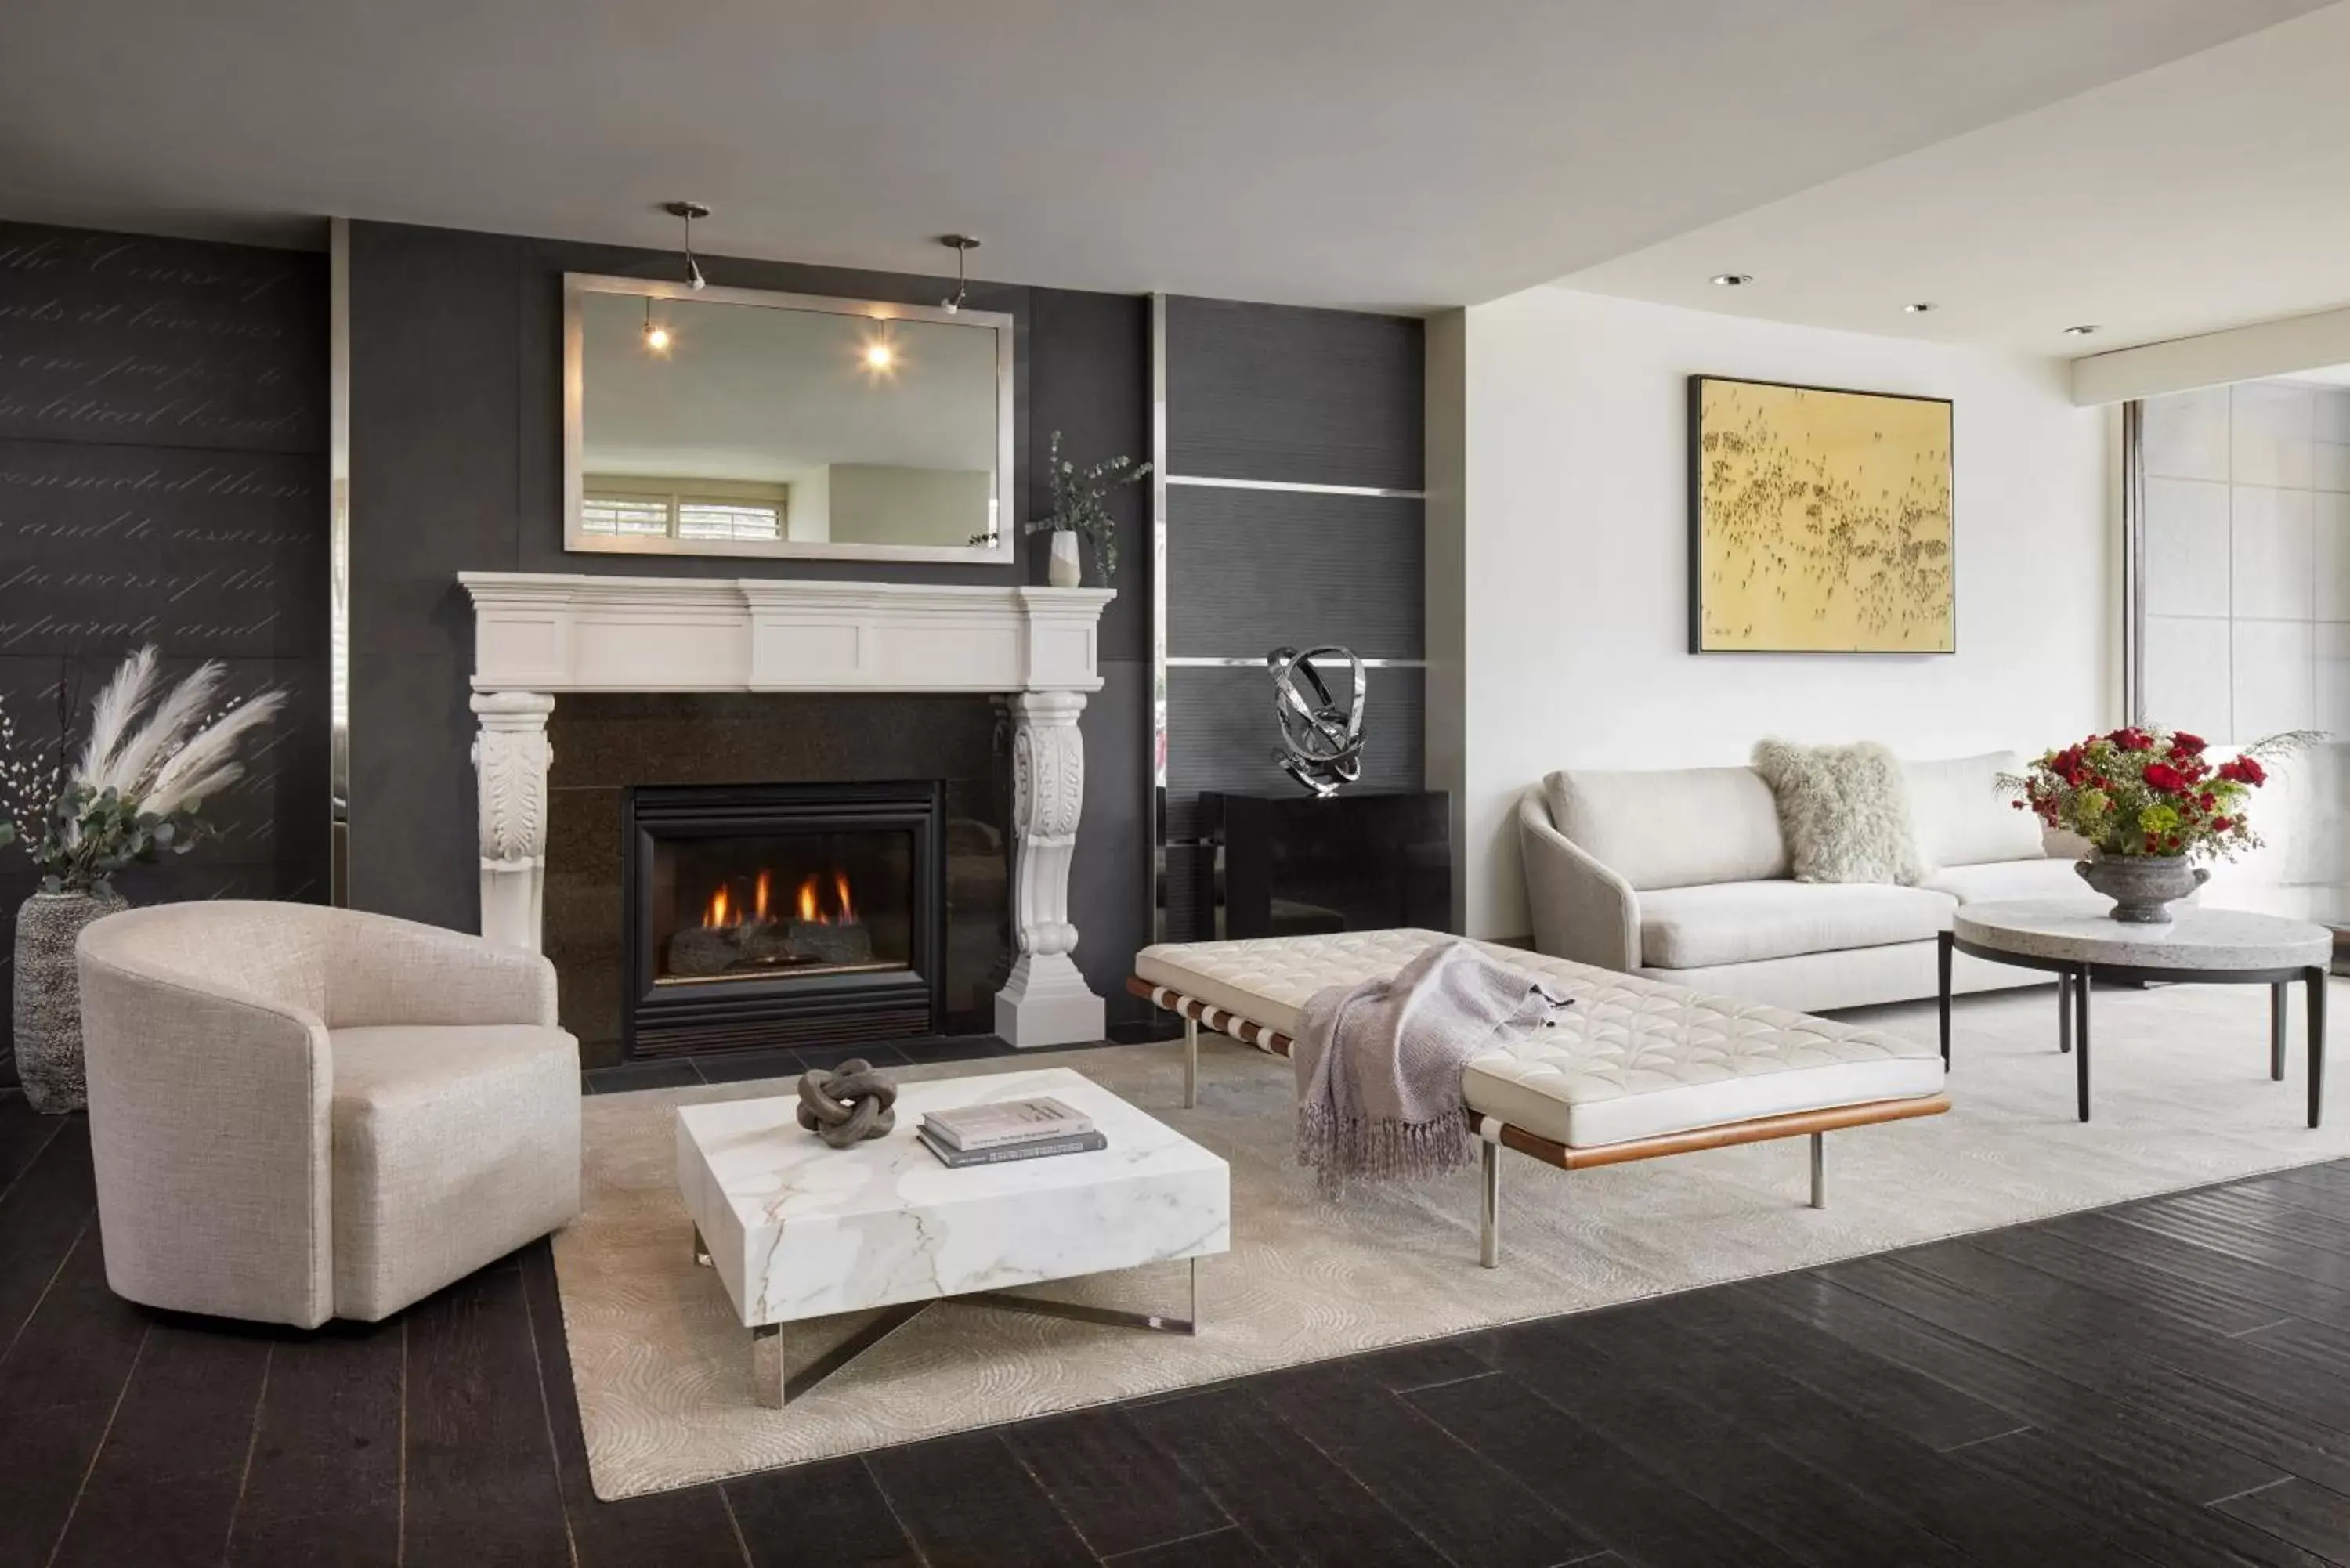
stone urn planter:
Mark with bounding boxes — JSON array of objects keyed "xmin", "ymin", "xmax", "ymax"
[
  {"xmin": 2075, "ymin": 855, "xmax": 2207, "ymax": 926},
  {"xmin": 13, "ymin": 887, "xmax": 127, "ymax": 1113}
]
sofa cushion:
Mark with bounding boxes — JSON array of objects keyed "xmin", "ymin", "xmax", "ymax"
[
  {"xmin": 1922, "ymin": 856, "xmax": 2090, "ymax": 905},
  {"xmin": 1904, "ymin": 751, "xmax": 2044, "ymax": 870},
  {"xmin": 330, "ymin": 1024, "xmax": 580, "ymax": 1321},
  {"xmin": 1638, "ymin": 880, "xmax": 1955, "ymax": 969},
  {"xmin": 1545, "ymin": 765, "xmax": 1788, "ymax": 891},
  {"xmin": 1752, "ymin": 739, "xmax": 1927, "ymax": 885}
]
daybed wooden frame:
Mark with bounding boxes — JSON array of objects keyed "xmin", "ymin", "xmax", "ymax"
[{"xmin": 1129, "ymin": 976, "xmax": 1951, "ymax": 1266}]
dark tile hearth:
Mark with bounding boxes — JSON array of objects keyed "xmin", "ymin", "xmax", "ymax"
[{"xmin": 13, "ymin": 1082, "xmax": 2350, "ymax": 1566}]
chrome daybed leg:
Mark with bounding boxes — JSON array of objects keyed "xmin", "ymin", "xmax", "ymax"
[
  {"xmin": 1480, "ymin": 1136, "xmax": 1502, "ymax": 1269},
  {"xmin": 1184, "ymin": 1015, "xmax": 1198, "ymax": 1109},
  {"xmin": 1809, "ymin": 1132, "xmax": 1825, "ymax": 1209}
]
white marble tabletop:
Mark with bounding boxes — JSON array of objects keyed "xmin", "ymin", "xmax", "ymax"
[
  {"xmin": 675, "ymin": 1067, "xmax": 1230, "ymax": 1327},
  {"xmin": 1954, "ymin": 898, "xmax": 2332, "ymax": 971}
]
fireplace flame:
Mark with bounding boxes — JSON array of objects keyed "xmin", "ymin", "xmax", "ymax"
[{"xmin": 700, "ymin": 869, "xmax": 861, "ymax": 931}]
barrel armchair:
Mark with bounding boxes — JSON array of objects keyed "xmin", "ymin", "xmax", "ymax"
[{"xmin": 77, "ymin": 901, "xmax": 580, "ymax": 1328}]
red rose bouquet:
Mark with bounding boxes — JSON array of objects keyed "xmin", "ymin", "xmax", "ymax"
[{"xmin": 2006, "ymin": 725, "xmax": 2311, "ymax": 861}]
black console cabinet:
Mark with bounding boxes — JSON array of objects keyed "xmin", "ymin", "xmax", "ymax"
[{"xmin": 1199, "ymin": 790, "xmax": 1453, "ymax": 940}]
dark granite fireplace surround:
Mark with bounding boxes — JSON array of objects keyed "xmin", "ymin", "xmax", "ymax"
[{"xmin": 547, "ymin": 692, "xmax": 1010, "ymax": 1070}]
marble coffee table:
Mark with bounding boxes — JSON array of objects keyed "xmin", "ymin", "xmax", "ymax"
[
  {"xmin": 1940, "ymin": 898, "xmax": 2332, "ymax": 1126},
  {"xmin": 675, "ymin": 1066, "xmax": 1229, "ymax": 1407}
]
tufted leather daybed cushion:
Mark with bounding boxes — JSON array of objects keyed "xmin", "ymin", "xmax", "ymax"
[{"xmin": 1133, "ymin": 928, "xmax": 1945, "ymax": 1150}]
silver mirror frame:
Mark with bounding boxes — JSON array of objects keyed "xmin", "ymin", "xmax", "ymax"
[{"xmin": 561, "ymin": 272, "xmax": 1018, "ymax": 565}]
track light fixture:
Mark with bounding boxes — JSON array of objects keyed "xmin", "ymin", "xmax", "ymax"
[
  {"xmin": 939, "ymin": 235, "xmax": 980, "ymax": 313},
  {"xmin": 663, "ymin": 201, "xmax": 710, "ymax": 290}
]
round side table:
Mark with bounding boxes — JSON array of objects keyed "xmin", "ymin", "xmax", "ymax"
[{"xmin": 1940, "ymin": 898, "xmax": 2331, "ymax": 1126}]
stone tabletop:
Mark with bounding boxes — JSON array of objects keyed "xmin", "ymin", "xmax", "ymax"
[
  {"xmin": 675, "ymin": 1067, "xmax": 1230, "ymax": 1327},
  {"xmin": 1954, "ymin": 898, "xmax": 2333, "ymax": 971}
]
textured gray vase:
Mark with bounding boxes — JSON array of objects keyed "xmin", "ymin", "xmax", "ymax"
[
  {"xmin": 2075, "ymin": 856, "xmax": 2207, "ymax": 925},
  {"xmin": 13, "ymin": 888, "xmax": 127, "ymax": 1114}
]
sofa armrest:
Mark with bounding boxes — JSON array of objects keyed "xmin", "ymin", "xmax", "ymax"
[
  {"xmin": 1517, "ymin": 787, "xmax": 1641, "ymax": 970},
  {"xmin": 78, "ymin": 947, "xmax": 335, "ymax": 1328},
  {"xmin": 324, "ymin": 909, "xmax": 559, "ymax": 1029}
]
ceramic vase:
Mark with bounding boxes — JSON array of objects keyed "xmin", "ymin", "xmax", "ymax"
[
  {"xmin": 2075, "ymin": 855, "xmax": 2206, "ymax": 925},
  {"xmin": 13, "ymin": 887, "xmax": 127, "ymax": 1114},
  {"xmin": 1047, "ymin": 529, "xmax": 1083, "ymax": 587}
]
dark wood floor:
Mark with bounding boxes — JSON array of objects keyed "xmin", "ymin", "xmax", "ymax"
[{"xmin": 11, "ymin": 1084, "xmax": 2350, "ymax": 1567}]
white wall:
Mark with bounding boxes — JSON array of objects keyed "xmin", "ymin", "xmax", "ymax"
[{"xmin": 1436, "ymin": 287, "xmax": 2116, "ymax": 939}]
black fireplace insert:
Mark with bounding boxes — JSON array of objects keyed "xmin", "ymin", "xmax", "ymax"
[{"xmin": 620, "ymin": 781, "xmax": 945, "ymax": 1057}]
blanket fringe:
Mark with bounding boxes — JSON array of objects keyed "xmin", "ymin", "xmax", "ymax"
[{"xmin": 1297, "ymin": 1104, "xmax": 1473, "ymax": 1198}]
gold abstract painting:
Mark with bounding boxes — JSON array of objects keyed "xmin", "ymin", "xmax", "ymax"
[{"xmin": 1690, "ymin": 376, "xmax": 1954, "ymax": 653}]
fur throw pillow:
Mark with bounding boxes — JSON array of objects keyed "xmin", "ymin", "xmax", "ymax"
[{"xmin": 1752, "ymin": 739, "xmax": 1927, "ymax": 886}]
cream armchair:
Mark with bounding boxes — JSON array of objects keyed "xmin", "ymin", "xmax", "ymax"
[{"xmin": 77, "ymin": 901, "xmax": 580, "ymax": 1328}]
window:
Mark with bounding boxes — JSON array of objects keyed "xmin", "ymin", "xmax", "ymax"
[{"xmin": 580, "ymin": 481, "xmax": 786, "ymax": 543}]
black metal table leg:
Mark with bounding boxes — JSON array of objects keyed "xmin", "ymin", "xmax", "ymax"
[
  {"xmin": 1938, "ymin": 931, "xmax": 1954, "ymax": 1068},
  {"xmin": 2059, "ymin": 970, "xmax": 2073, "ymax": 1054},
  {"xmin": 2273, "ymin": 982, "xmax": 2290, "ymax": 1082},
  {"xmin": 2311, "ymin": 966, "xmax": 2328, "ymax": 1130},
  {"xmin": 2075, "ymin": 966, "xmax": 2092, "ymax": 1123}
]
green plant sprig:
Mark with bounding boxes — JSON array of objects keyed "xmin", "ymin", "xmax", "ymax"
[{"xmin": 1021, "ymin": 429, "xmax": 1151, "ymax": 584}]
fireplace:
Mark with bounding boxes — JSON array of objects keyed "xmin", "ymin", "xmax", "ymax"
[{"xmin": 621, "ymin": 781, "xmax": 945, "ymax": 1057}]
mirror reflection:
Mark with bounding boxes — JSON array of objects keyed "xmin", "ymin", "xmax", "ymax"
[{"xmin": 567, "ymin": 278, "xmax": 1010, "ymax": 560}]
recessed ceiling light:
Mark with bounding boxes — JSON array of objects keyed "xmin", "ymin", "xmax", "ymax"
[
  {"xmin": 1904, "ymin": 302, "xmax": 1936, "ymax": 314},
  {"xmin": 1711, "ymin": 273, "xmax": 1753, "ymax": 287},
  {"xmin": 2063, "ymin": 323, "xmax": 2100, "ymax": 337}
]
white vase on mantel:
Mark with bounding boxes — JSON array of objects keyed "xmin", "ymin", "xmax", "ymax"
[{"xmin": 1047, "ymin": 529, "xmax": 1083, "ymax": 588}]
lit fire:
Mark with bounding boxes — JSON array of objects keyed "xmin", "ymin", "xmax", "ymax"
[{"xmin": 702, "ymin": 869, "xmax": 858, "ymax": 930}]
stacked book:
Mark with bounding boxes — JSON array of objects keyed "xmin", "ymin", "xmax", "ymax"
[{"xmin": 919, "ymin": 1097, "xmax": 1104, "ymax": 1168}]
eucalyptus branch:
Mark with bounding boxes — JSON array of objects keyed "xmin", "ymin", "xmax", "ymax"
[{"xmin": 1021, "ymin": 429, "xmax": 1151, "ymax": 583}]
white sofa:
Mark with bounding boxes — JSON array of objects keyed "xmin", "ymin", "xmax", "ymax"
[
  {"xmin": 1517, "ymin": 752, "xmax": 2086, "ymax": 1014},
  {"xmin": 77, "ymin": 901, "xmax": 581, "ymax": 1328}
]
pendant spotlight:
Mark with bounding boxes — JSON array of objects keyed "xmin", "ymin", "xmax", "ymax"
[
  {"xmin": 939, "ymin": 235, "xmax": 980, "ymax": 313},
  {"xmin": 663, "ymin": 201, "xmax": 710, "ymax": 290}
]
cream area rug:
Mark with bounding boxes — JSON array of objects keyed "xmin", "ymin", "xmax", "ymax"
[{"xmin": 554, "ymin": 975, "xmax": 2348, "ymax": 1499}]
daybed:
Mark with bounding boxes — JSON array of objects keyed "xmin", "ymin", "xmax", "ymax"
[{"xmin": 1131, "ymin": 928, "xmax": 1947, "ymax": 1266}]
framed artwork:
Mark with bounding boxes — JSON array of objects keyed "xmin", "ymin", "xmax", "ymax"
[{"xmin": 1688, "ymin": 375, "xmax": 1954, "ymax": 654}]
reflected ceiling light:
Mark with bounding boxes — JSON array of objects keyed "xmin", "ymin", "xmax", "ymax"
[
  {"xmin": 662, "ymin": 200, "xmax": 710, "ymax": 290},
  {"xmin": 939, "ymin": 234, "xmax": 980, "ymax": 313},
  {"xmin": 1710, "ymin": 273, "xmax": 1752, "ymax": 287},
  {"xmin": 2063, "ymin": 323, "xmax": 2100, "ymax": 337},
  {"xmin": 863, "ymin": 339, "xmax": 895, "ymax": 370},
  {"xmin": 1904, "ymin": 302, "xmax": 1936, "ymax": 313},
  {"xmin": 641, "ymin": 296, "xmax": 671, "ymax": 354}
]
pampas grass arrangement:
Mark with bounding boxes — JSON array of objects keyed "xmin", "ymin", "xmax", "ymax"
[{"xmin": 2, "ymin": 646, "xmax": 285, "ymax": 894}]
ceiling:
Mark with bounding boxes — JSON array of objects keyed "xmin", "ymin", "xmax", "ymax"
[
  {"xmin": 1560, "ymin": 2, "xmax": 2350, "ymax": 355},
  {"xmin": 0, "ymin": 0, "xmax": 2326, "ymax": 313}
]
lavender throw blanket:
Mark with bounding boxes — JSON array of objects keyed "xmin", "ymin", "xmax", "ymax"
[{"xmin": 1293, "ymin": 941, "xmax": 1571, "ymax": 1194}]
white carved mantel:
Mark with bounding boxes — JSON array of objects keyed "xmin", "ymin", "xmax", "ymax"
[{"xmin": 457, "ymin": 573, "xmax": 1116, "ymax": 1048}]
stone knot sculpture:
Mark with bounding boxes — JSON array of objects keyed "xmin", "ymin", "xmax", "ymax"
[
  {"xmin": 796, "ymin": 1059, "xmax": 898, "ymax": 1149},
  {"xmin": 1268, "ymin": 645, "xmax": 1367, "ymax": 797}
]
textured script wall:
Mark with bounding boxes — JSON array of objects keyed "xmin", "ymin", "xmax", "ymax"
[{"xmin": 0, "ymin": 222, "xmax": 331, "ymax": 1081}]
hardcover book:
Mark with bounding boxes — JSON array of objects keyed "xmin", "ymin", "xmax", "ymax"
[
  {"xmin": 917, "ymin": 1128, "xmax": 1108, "ymax": 1169},
  {"xmin": 922, "ymin": 1097, "xmax": 1094, "ymax": 1151}
]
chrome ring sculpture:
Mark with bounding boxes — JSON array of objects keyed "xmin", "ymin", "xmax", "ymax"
[{"xmin": 1268, "ymin": 645, "xmax": 1367, "ymax": 797}]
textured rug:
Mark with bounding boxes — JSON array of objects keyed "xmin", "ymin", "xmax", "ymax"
[{"xmin": 554, "ymin": 976, "xmax": 2349, "ymax": 1499}]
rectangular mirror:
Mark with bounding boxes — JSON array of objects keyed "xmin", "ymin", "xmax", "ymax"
[{"xmin": 563, "ymin": 273, "xmax": 1014, "ymax": 563}]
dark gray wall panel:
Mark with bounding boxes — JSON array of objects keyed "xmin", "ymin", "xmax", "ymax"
[
  {"xmin": 1162, "ymin": 665, "xmax": 1423, "ymax": 843},
  {"xmin": 1163, "ymin": 298, "xmax": 1423, "ymax": 490},
  {"xmin": 1167, "ymin": 486, "xmax": 1423, "ymax": 659},
  {"xmin": 345, "ymin": 222, "xmax": 1152, "ymax": 1030},
  {"xmin": 0, "ymin": 222, "xmax": 331, "ymax": 1082}
]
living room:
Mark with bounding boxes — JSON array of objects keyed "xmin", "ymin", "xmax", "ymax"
[{"xmin": 7, "ymin": 3, "xmax": 2350, "ymax": 1565}]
